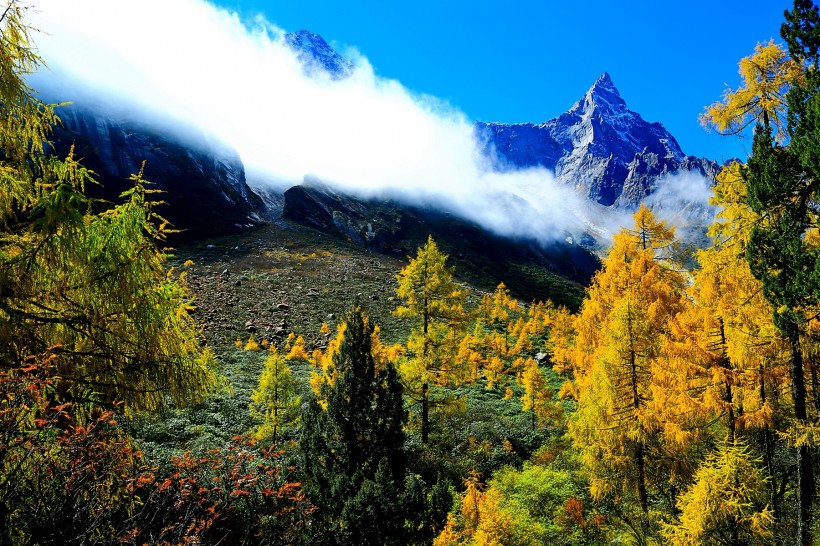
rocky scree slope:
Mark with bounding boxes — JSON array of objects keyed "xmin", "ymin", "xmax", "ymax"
[{"xmin": 283, "ymin": 182, "xmax": 598, "ymax": 310}]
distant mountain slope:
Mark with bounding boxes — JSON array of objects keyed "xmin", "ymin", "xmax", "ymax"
[
  {"xmin": 282, "ymin": 182, "xmax": 599, "ymax": 310},
  {"xmin": 475, "ymin": 73, "xmax": 719, "ymax": 207}
]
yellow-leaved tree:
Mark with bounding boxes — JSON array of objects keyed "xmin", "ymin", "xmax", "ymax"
[
  {"xmin": 662, "ymin": 442, "xmax": 774, "ymax": 546},
  {"xmin": 519, "ymin": 357, "xmax": 556, "ymax": 431},
  {"xmin": 0, "ymin": 1, "xmax": 217, "ymax": 414},
  {"xmin": 701, "ymin": 40, "xmax": 802, "ymax": 142},
  {"xmin": 654, "ymin": 161, "xmax": 788, "ymax": 515},
  {"xmin": 394, "ymin": 236, "xmax": 469, "ymax": 444},
  {"xmin": 562, "ymin": 206, "xmax": 688, "ymax": 536},
  {"xmin": 0, "ymin": 4, "xmax": 218, "ymax": 541},
  {"xmin": 433, "ymin": 472, "xmax": 541, "ymax": 546},
  {"xmin": 250, "ymin": 348, "xmax": 301, "ymax": 443}
]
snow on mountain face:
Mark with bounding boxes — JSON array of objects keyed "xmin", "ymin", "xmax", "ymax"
[
  {"xmin": 474, "ymin": 73, "xmax": 716, "ymax": 207},
  {"xmin": 284, "ymin": 30, "xmax": 353, "ymax": 80}
]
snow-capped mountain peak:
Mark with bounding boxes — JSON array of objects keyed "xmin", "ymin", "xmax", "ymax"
[
  {"xmin": 474, "ymin": 73, "xmax": 706, "ymax": 207},
  {"xmin": 284, "ymin": 29, "xmax": 353, "ymax": 79},
  {"xmin": 571, "ymin": 72, "xmax": 628, "ymax": 118}
]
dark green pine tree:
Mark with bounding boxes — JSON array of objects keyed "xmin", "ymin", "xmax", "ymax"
[
  {"xmin": 300, "ymin": 305, "xmax": 423, "ymax": 545},
  {"xmin": 744, "ymin": 3, "xmax": 820, "ymax": 544},
  {"xmin": 745, "ymin": 123, "xmax": 817, "ymax": 546}
]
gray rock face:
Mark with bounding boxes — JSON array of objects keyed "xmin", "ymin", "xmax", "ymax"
[
  {"xmin": 475, "ymin": 73, "xmax": 718, "ymax": 207},
  {"xmin": 51, "ymin": 104, "xmax": 264, "ymax": 241}
]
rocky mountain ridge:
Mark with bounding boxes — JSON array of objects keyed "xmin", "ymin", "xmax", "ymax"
[
  {"xmin": 475, "ymin": 73, "xmax": 720, "ymax": 206},
  {"xmin": 282, "ymin": 181, "xmax": 598, "ymax": 309},
  {"xmin": 284, "ymin": 29, "xmax": 353, "ymax": 79},
  {"xmin": 39, "ymin": 30, "xmax": 721, "ymax": 305}
]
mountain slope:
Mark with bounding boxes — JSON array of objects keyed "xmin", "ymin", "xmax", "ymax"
[
  {"xmin": 475, "ymin": 73, "xmax": 719, "ymax": 206},
  {"xmin": 282, "ymin": 182, "xmax": 599, "ymax": 310},
  {"xmin": 51, "ymin": 103, "xmax": 264, "ymax": 242}
]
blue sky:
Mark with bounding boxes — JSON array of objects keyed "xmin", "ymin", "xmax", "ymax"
[{"xmin": 216, "ymin": 0, "xmax": 792, "ymax": 163}]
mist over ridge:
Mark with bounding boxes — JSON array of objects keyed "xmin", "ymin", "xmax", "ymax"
[{"xmin": 29, "ymin": 0, "xmax": 715, "ymax": 246}]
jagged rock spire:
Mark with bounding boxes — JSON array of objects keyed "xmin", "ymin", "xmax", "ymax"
[{"xmin": 474, "ymin": 73, "xmax": 710, "ymax": 206}]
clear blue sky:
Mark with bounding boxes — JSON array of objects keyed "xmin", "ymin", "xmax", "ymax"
[{"xmin": 215, "ymin": 0, "xmax": 792, "ymax": 164}]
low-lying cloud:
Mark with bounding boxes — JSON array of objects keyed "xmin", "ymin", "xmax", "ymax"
[{"xmin": 29, "ymin": 0, "xmax": 636, "ymax": 245}]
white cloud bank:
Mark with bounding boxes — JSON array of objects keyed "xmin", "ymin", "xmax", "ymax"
[{"xmin": 28, "ymin": 0, "xmax": 710, "ymax": 246}]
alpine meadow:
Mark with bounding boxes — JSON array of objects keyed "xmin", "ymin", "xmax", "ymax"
[{"xmin": 4, "ymin": 1, "xmax": 820, "ymax": 545}]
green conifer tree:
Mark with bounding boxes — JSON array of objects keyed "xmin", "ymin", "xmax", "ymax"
[
  {"xmin": 301, "ymin": 305, "xmax": 422, "ymax": 545},
  {"xmin": 741, "ymin": 3, "xmax": 820, "ymax": 542}
]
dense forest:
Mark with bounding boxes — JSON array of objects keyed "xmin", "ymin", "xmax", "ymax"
[{"xmin": 3, "ymin": 1, "xmax": 820, "ymax": 545}]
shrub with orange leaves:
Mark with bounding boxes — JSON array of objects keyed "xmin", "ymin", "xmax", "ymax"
[
  {"xmin": 0, "ymin": 353, "xmax": 142, "ymax": 544},
  {"xmin": 123, "ymin": 435, "xmax": 312, "ymax": 545}
]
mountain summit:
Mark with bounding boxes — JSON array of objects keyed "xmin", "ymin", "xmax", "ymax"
[
  {"xmin": 285, "ymin": 29, "xmax": 353, "ymax": 79},
  {"xmin": 572, "ymin": 72, "xmax": 631, "ymax": 118},
  {"xmin": 475, "ymin": 73, "xmax": 714, "ymax": 206}
]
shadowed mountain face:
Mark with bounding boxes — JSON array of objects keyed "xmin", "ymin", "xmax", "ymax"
[
  {"xmin": 474, "ymin": 73, "xmax": 719, "ymax": 207},
  {"xmin": 283, "ymin": 182, "xmax": 599, "ymax": 310},
  {"xmin": 40, "ymin": 28, "xmax": 351, "ymax": 242},
  {"xmin": 50, "ymin": 104, "xmax": 264, "ymax": 242}
]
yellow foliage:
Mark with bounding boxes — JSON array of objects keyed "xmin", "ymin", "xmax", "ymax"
[
  {"xmin": 662, "ymin": 442, "xmax": 774, "ymax": 545},
  {"xmin": 285, "ymin": 335, "xmax": 309, "ymax": 360},
  {"xmin": 249, "ymin": 348, "xmax": 301, "ymax": 442},
  {"xmin": 244, "ymin": 336, "xmax": 260, "ymax": 351},
  {"xmin": 519, "ymin": 358, "xmax": 558, "ymax": 428},
  {"xmin": 0, "ymin": 5, "xmax": 219, "ymax": 414},
  {"xmin": 309, "ymin": 321, "xmax": 346, "ymax": 402},
  {"xmin": 394, "ymin": 237, "xmax": 470, "ymax": 440},
  {"xmin": 701, "ymin": 41, "xmax": 802, "ymax": 143},
  {"xmin": 562, "ymin": 206, "xmax": 689, "ymax": 505},
  {"xmin": 434, "ymin": 471, "xmax": 540, "ymax": 546},
  {"xmin": 370, "ymin": 324, "xmax": 404, "ymax": 370},
  {"xmin": 709, "ymin": 161, "xmax": 759, "ymax": 247}
]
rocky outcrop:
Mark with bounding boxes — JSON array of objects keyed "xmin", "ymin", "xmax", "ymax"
[
  {"xmin": 475, "ymin": 73, "xmax": 719, "ymax": 207},
  {"xmin": 51, "ymin": 104, "xmax": 264, "ymax": 242}
]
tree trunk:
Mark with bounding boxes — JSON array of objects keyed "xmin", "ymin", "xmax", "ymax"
[
  {"xmin": 789, "ymin": 331, "xmax": 814, "ymax": 546},
  {"xmin": 718, "ymin": 319, "xmax": 735, "ymax": 443},
  {"xmin": 421, "ymin": 381, "xmax": 429, "ymax": 445},
  {"xmin": 636, "ymin": 442, "xmax": 648, "ymax": 514}
]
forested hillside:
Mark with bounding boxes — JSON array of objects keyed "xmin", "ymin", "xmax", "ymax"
[{"xmin": 3, "ymin": 1, "xmax": 820, "ymax": 545}]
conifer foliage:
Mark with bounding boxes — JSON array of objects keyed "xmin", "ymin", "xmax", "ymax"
[
  {"xmin": 0, "ymin": 1, "xmax": 217, "ymax": 413},
  {"xmin": 250, "ymin": 348, "xmax": 301, "ymax": 443},
  {"xmin": 564, "ymin": 206, "xmax": 687, "ymax": 528},
  {"xmin": 395, "ymin": 236, "xmax": 468, "ymax": 444},
  {"xmin": 300, "ymin": 305, "xmax": 422, "ymax": 545}
]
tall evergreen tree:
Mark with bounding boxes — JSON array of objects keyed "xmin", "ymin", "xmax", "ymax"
[
  {"xmin": 301, "ymin": 305, "xmax": 422, "ymax": 545},
  {"xmin": 738, "ymin": 3, "xmax": 820, "ymax": 543}
]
